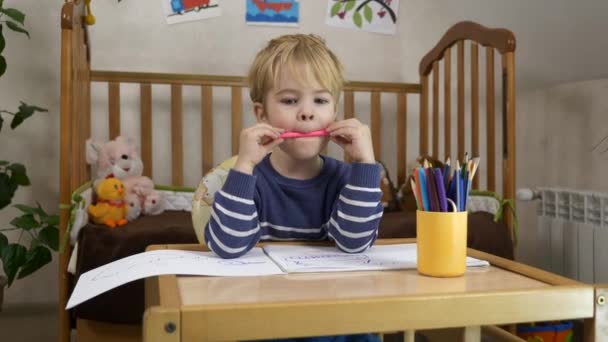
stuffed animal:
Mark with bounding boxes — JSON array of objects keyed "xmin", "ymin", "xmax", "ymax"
[
  {"xmin": 196, "ymin": 167, "xmax": 229, "ymax": 206},
  {"xmin": 142, "ymin": 191, "xmax": 165, "ymax": 215},
  {"xmin": 121, "ymin": 175, "xmax": 165, "ymax": 216},
  {"xmin": 86, "ymin": 136, "xmax": 144, "ymax": 182},
  {"xmin": 377, "ymin": 161, "xmax": 401, "ymax": 212},
  {"xmin": 124, "ymin": 193, "xmax": 142, "ymax": 222},
  {"xmin": 88, "ymin": 178, "xmax": 128, "ymax": 228},
  {"xmin": 86, "ymin": 136, "xmax": 164, "ymax": 220}
]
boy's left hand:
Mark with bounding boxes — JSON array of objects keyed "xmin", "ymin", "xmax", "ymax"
[{"xmin": 327, "ymin": 118, "xmax": 375, "ymax": 164}]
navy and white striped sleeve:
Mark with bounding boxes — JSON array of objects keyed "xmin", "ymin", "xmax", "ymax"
[
  {"xmin": 328, "ymin": 162, "xmax": 383, "ymax": 253},
  {"xmin": 203, "ymin": 170, "xmax": 261, "ymax": 258}
]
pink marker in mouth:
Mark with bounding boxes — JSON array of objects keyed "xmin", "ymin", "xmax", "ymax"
[{"xmin": 279, "ymin": 129, "xmax": 329, "ymax": 139}]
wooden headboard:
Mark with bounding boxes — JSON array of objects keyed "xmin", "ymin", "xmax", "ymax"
[{"xmin": 59, "ymin": 1, "xmax": 516, "ymax": 340}]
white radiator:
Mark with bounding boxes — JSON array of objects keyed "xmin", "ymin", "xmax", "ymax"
[{"xmin": 518, "ymin": 188, "xmax": 608, "ymax": 283}]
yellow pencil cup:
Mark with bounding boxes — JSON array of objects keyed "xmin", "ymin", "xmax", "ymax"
[{"xmin": 416, "ymin": 210, "xmax": 468, "ymax": 277}]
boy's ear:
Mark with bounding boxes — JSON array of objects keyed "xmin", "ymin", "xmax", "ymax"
[{"xmin": 253, "ymin": 102, "xmax": 267, "ymax": 123}]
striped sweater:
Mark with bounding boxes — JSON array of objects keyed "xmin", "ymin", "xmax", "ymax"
[{"xmin": 203, "ymin": 154, "xmax": 384, "ymax": 259}]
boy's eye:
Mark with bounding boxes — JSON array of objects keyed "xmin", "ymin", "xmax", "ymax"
[
  {"xmin": 281, "ymin": 98, "xmax": 298, "ymax": 105},
  {"xmin": 315, "ymin": 98, "xmax": 330, "ymax": 105}
]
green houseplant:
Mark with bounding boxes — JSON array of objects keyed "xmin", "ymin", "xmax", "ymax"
[{"xmin": 0, "ymin": 1, "xmax": 59, "ymax": 308}]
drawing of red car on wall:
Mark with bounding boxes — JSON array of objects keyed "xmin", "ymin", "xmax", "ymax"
[{"xmin": 171, "ymin": 0, "xmax": 211, "ymax": 14}]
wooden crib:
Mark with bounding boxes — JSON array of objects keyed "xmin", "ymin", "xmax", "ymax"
[{"xmin": 59, "ymin": 1, "xmax": 516, "ymax": 341}]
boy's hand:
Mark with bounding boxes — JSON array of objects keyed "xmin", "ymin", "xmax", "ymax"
[
  {"xmin": 234, "ymin": 123, "xmax": 284, "ymax": 174},
  {"xmin": 327, "ymin": 119, "xmax": 375, "ymax": 164}
]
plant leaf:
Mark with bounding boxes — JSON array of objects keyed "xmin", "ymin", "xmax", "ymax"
[
  {"xmin": 10, "ymin": 102, "xmax": 47, "ymax": 129},
  {"xmin": 13, "ymin": 203, "xmax": 37, "ymax": 215},
  {"xmin": 0, "ymin": 173, "xmax": 18, "ymax": 210},
  {"xmin": 353, "ymin": 11, "xmax": 362, "ymax": 28},
  {"xmin": 0, "ymin": 25, "xmax": 5, "ymax": 53},
  {"xmin": 0, "ymin": 113, "xmax": 4, "ymax": 132},
  {"xmin": 345, "ymin": 0, "xmax": 356, "ymax": 11},
  {"xmin": 36, "ymin": 201, "xmax": 47, "ymax": 214},
  {"xmin": 364, "ymin": 5, "xmax": 373, "ymax": 23},
  {"xmin": 0, "ymin": 8, "xmax": 26, "ymax": 25},
  {"xmin": 8, "ymin": 163, "xmax": 30, "ymax": 186},
  {"xmin": 0, "ymin": 160, "xmax": 9, "ymax": 166},
  {"xmin": 10, "ymin": 214, "xmax": 39, "ymax": 230},
  {"xmin": 330, "ymin": 1, "xmax": 342, "ymax": 17},
  {"xmin": 0, "ymin": 232, "xmax": 8, "ymax": 255},
  {"xmin": 38, "ymin": 226, "xmax": 59, "ymax": 251},
  {"xmin": 0, "ymin": 55, "xmax": 6, "ymax": 78},
  {"xmin": 17, "ymin": 246, "xmax": 51, "ymax": 280},
  {"xmin": 42, "ymin": 214, "xmax": 59, "ymax": 226},
  {"xmin": 2, "ymin": 243, "xmax": 26, "ymax": 286},
  {"xmin": 5, "ymin": 21, "xmax": 29, "ymax": 38}
]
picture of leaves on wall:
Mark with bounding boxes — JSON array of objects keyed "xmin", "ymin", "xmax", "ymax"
[{"xmin": 326, "ymin": 0, "xmax": 399, "ymax": 35}]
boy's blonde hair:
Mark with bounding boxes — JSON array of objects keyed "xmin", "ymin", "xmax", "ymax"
[{"xmin": 248, "ymin": 34, "xmax": 344, "ymax": 104}]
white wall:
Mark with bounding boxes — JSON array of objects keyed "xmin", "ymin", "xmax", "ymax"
[
  {"xmin": 1, "ymin": 0, "xmax": 607, "ymax": 304},
  {"xmin": 516, "ymin": 79, "xmax": 608, "ymax": 266}
]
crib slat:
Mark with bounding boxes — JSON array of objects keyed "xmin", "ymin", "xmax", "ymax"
[
  {"xmin": 444, "ymin": 47, "xmax": 452, "ymax": 159},
  {"xmin": 397, "ymin": 93, "xmax": 407, "ymax": 187},
  {"xmin": 84, "ymin": 71, "xmax": 91, "ymax": 181},
  {"xmin": 343, "ymin": 90, "xmax": 354, "ymax": 162},
  {"xmin": 471, "ymin": 42, "xmax": 480, "ymax": 189},
  {"xmin": 486, "ymin": 47, "xmax": 496, "ymax": 192},
  {"xmin": 202, "ymin": 86, "xmax": 213, "ymax": 174},
  {"xmin": 457, "ymin": 41, "xmax": 465, "ymax": 161},
  {"xmin": 81, "ymin": 40, "xmax": 91, "ymax": 183},
  {"xmin": 231, "ymin": 86, "xmax": 242, "ymax": 157},
  {"xmin": 502, "ymin": 52, "xmax": 516, "ymax": 216},
  {"xmin": 171, "ymin": 84, "xmax": 183, "ymax": 186},
  {"xmin": 140, "ymin": 83, "xmax": 153, "ymax": 178},
  {"xmin": 420, "ymin": 76, "xmax": 429, "ymax": 155},
  {"xmin": 432, "ymin": 62, "xmax": 439, "ymax": 158},
  {"xmin": 371, "ymin": 91, "xmax": 381, "ymax": 160},
  {"xmin": 72, "ymin": 29, "xmax": 82, "ymax": 187},
  {"xmin": 108, "ymin": 82, "xmax": 120, "ymax": 139}
]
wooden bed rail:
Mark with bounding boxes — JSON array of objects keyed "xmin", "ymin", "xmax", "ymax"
[
  {"xmin": 60, "ymin": 3, "xmax": 87, "ymax": 342},
  {"xmin": 89, "ymin": 70, "xmax": 421, "ymax": 187},
  {"xmin": 418, "ymin": 21, "xmax": 517, "ymax": 242}
]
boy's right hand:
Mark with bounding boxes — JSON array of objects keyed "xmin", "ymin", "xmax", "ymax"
[{"xmin": 233, "ymin": 123, "xmax": 284, "ymax": 174}]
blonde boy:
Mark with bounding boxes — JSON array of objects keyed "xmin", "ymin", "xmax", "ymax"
[{"xmin": 203, "ymin": 34, "xmax": 383, "ymax": 262}]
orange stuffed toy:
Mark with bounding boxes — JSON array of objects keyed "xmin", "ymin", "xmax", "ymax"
[{"xmin": 88, "ymin": 178, "xmax": 128, "ymax": 228}]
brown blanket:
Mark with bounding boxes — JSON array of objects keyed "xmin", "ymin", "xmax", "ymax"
[{"xmin": 72, "ymin": 210, "xmax": 512, "ymax": 324}]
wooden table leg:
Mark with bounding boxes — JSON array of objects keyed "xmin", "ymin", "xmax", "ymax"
[
  {"xmin": 143, "ymin": 307, "xmax": 180, "ymax": 342},
  {"xmin": 404, "ymin": 330, "xmax": 415, "ymax": 342},
  {"xmin": 585, "ymin": 285, "xmax": 608, "ymax": 342},
  {"xmin": 460, "ymin": 326, "xmax": 480, "ymax": 342}
]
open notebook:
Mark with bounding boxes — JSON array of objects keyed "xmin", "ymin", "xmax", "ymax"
[{"xmin": 66, "ymin": 243, "xmax": 489, "ymax": 310}]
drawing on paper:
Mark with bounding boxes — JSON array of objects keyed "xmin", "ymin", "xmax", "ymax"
[
  {"xmin": 246, "ymin": 0, "xmax": 300, "ymax": 27},
  {"xmin": 284, "ymin": 253, "xmax": 372, "ymax": 268},
  {"xmin": 162, "ymin": 0, "xmax": 222, "ymax": 25},
  {"xmin": 90, "ymin": 252, "xmax": 265, "ymax": 281}
]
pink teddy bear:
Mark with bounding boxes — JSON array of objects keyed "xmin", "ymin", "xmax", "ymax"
[{"xmin": 86, "ymin": 136, "xmax": 165, "ymax": 220}]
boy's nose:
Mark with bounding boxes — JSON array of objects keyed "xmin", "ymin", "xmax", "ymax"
[{"xmin": 298, "ymin": 113, "xmax": 314, "ymax": 121}]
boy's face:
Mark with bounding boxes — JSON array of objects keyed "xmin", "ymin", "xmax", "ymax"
[{"xmin": 254, "ymin": 66, "xmax": 337, "ymax": 160}]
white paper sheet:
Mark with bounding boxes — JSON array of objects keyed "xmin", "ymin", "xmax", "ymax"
[
  {"xmin": 66, "ymin": 248, "xmax": 284, "ymax": 309},
  {"xmin": 263, "ymin": 243, "xmax": 490, "ymax": 273}
]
